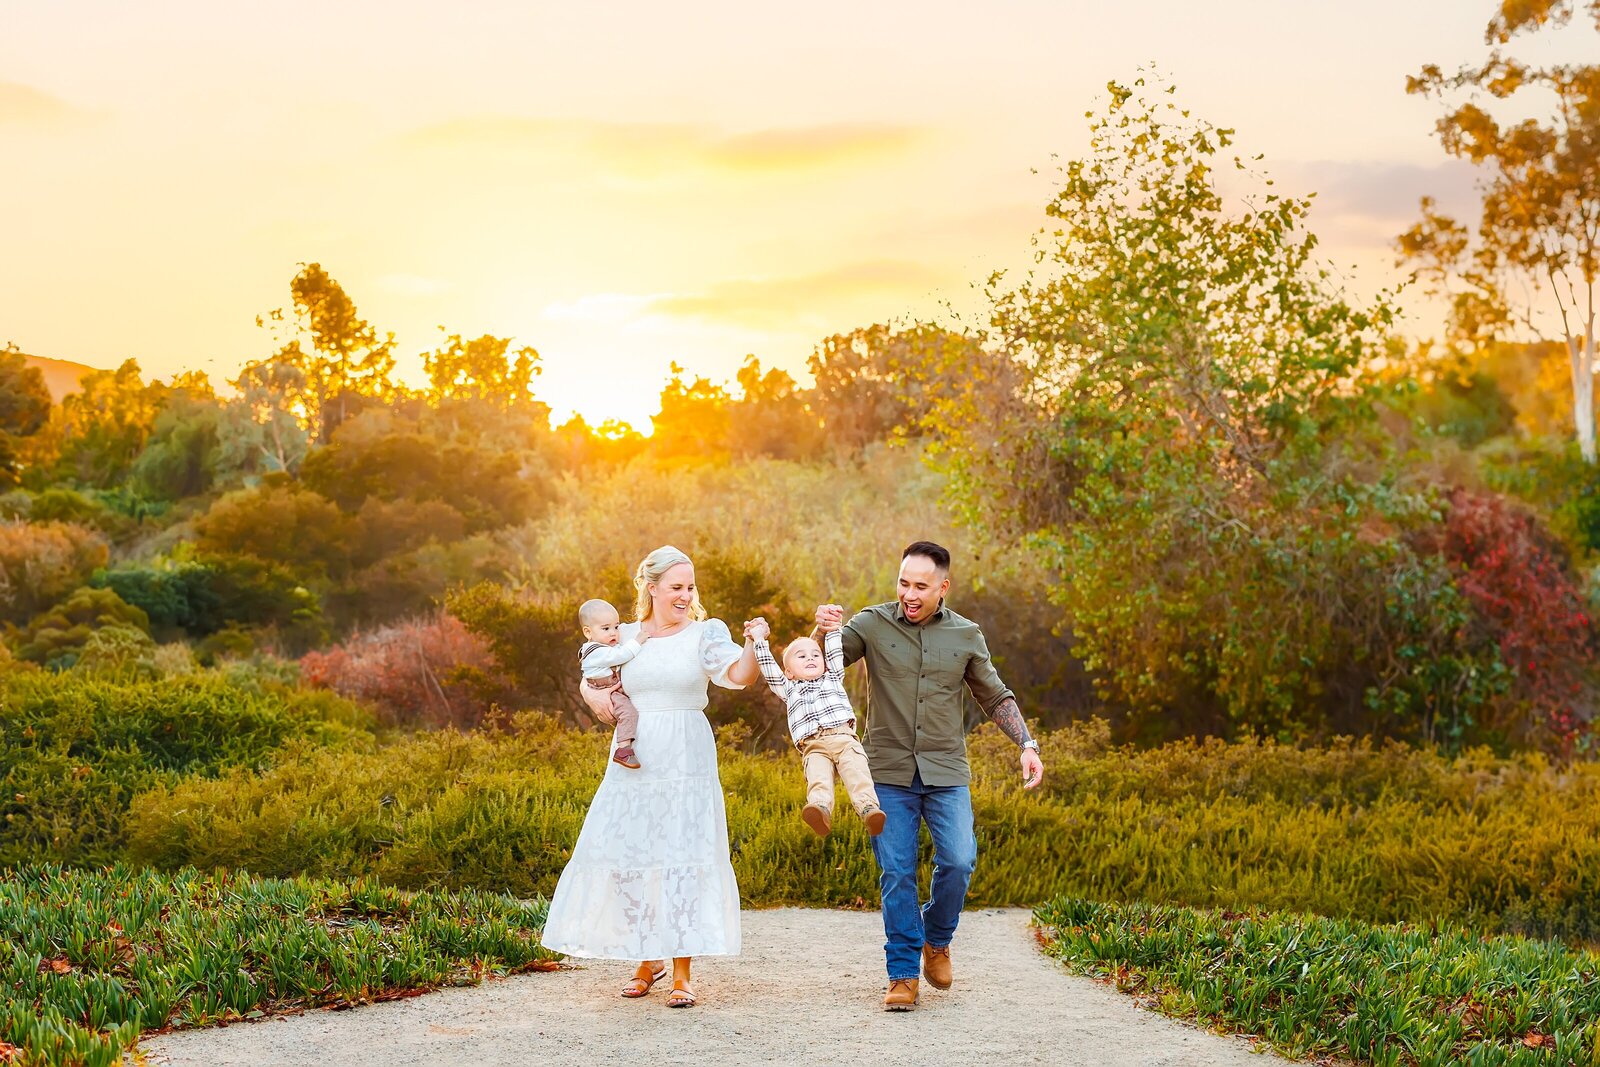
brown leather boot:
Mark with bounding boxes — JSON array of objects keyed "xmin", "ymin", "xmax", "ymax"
[
  {"xmin": 922, "ymin": 943, "xmax": 952, "ymax": 989},
  {"xmin": 882, "ymin": 978, "xmax": 919, "ymax": 1011}
]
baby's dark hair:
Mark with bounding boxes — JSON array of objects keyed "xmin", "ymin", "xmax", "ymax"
[
  {"xmin": 902, "ymin": 540, "xmax": 951, "ymax": 575},
  {"xmin": 578, "ymin": 599, "xmax": 617, "ymax": 629}
]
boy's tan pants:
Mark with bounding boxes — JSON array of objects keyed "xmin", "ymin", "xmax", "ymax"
[{"xmin": 799, "ymin": 726, "xmax": 880, "ymax": 814}]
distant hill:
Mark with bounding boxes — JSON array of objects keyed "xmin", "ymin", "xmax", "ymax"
[{"xmin": 19, "ymin": 353, "xmax": 98, "ymax": 402}]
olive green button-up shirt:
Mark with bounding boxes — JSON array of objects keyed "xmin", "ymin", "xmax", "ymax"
[{"xmin": 839, "ymin": 601, "xmax": 1014, "ymax": 788}]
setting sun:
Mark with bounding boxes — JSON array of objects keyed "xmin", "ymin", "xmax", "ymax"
[{"xmin": 3, "ymin": 0, "xmax": 1563, "ymax": 429}]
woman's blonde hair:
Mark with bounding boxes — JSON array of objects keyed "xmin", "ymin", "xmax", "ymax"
[{"xmin": 633, "ymin": 545, "xmax": 707, "ymax": 623}]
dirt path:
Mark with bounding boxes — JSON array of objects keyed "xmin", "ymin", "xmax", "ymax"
[{"xmin": 140, "ymin": 908, "xmax": 1282, "ymax": 1066}]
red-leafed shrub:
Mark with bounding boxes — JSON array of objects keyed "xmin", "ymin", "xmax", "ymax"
[
  {"xmin": 1435, "ymin": 490, "xmax": 1596, "ymax": 747},
  {"xmin": 299, "ymin": 612, "xmax": 504, "ymax": 729}
]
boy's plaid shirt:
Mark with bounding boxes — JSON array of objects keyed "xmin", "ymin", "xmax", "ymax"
[{"xmin": 755, "ymin": 628, "xmax": 857, "ymax": 747}]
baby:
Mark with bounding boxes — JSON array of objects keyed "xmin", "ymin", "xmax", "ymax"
[
  {"xmin": 578, "ymin": 599, "xmax": 648, "ymax": 769},
  {"xmin": 748, "ymin": 619, "xmax": 884, "ymax": 837}
]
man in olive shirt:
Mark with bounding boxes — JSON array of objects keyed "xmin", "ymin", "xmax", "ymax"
[{"xmin": 816, "ymin": 541, "xmax": 1044, "ymax": 1011}]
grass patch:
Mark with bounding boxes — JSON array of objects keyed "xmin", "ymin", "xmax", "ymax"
[
  {"xmin": 1, "ymin": 671, "xmax": 373, "ymax": 867},
  {"xmin": 126, "ymin": 717, "xmax": 1600, "ymax": 940},
  {"xmin": 1035, "ymin": 896, "xmax": 1600, "ymax": 1066},
  {"xmin": 0, "ymin": 864, "xmax": 557, "ymax": 1067}
]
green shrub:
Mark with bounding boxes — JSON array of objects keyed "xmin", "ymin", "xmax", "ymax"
[
  {"xmin": 127, "ymin": 718, "xmax": 596, "ymax": 896},
  {"xmin": 26, "ymin": 488, "xmax": 125, "ymax": 533},
  {"xmin": 1035, "ymin": 897, "xmax": 1600, "ymax": 1066},
  {"xmin": 14, "ymin": 586, "xmax": 149, "ymax": 667},
  {"xmin": 71, "ymin": 625, "xmax": 159, "ymax": 678},
  {"xmin": 91, "ymin": 552, "xmax": 326, "ymax": 645},
  {"xmin": 90, "ymin": 561, "xmax": 220, "ymax": 637},
  {"xmin": 0, "ymin": 672, "xmax": 372, "ymax": 866},
  {"xmin": 0, "ymin": 864, "xmax": 557, "ymax": 1067},
  {"xmin": 127, "ymin": 718, "xmax": 1600, "ymax": 939}
]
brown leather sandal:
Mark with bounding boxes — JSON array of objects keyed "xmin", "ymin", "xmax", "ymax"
[
  {"xmin": 666, "ymin": 983, "xmax": 697, "ymax": 1008},
  {"xmin": 620, "ymin": 964, "xmax": 668, "ymax": 998}
]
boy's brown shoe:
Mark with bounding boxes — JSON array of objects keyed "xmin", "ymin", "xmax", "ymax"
[
  {"xmin": 862, "ymin": 805, "xmax": 887, "ymax": 836},
  {"xmin": 922, "ymin": 944, "xmax": 952, "ymax": 989},
  {"xmin": 882, "ymin": 978, "xmax": 919, "ymax": 1011},
  {"xmin": 801, "ymin": 804, "xmax": 832, "ymax": 837}
]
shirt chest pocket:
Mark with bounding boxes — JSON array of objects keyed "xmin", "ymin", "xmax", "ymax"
[
  {"xmin": 921, "ymin": 644, "xmax": 969, "ymax": 692},
  {"xmin": 875, "ymin": 639, "xmax": 919, "ymax": 681}
]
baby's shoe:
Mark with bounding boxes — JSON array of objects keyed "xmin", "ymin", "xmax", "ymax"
[
  {"xmin": 860, "ymin": 805, "xmax": 887, "ymax": 836},
  {"xmin": 613, "ymin": 744, "xmax": 641, "ymax": 770},
  {"xmin": 801, "ymin": 803, "xmax": 832, "ymax": 837}
]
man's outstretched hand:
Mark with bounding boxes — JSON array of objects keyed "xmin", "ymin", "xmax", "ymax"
[
  {"xmin": 814, "ymin": 604, "xmax": 845, "ymax": 633},
  {"xmin": 1021, "ymin": 747, "xmax": 1044, "ymax": 790}
]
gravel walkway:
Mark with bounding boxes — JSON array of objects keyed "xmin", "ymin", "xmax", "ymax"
[{"xmin": 140, "ymin": 908, "xmax": 1284, "ymax": 1066}]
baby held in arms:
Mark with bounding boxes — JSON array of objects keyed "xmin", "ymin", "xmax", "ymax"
[
  {"xmin": 578, "ymin": 599, "xmax": 649, "ymax": 769},
  {"xmin": 746, "ymin": 618, "xmax": 884, "ymax": 837}
]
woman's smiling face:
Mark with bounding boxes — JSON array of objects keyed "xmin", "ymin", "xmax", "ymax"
[{"xmin": 649, "ymin": 562, "xmax": 696, "ymax": 627}]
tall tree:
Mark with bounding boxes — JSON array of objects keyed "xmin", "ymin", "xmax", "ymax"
[
  {"xmin": 727, "ymin": 356, "xmax": 823, "ymax": 459},
  {"xmin": 50, "ymin": 359, "xmax": 170, "ymax": 487},
  {"xmin": 422, "ymin": 331, "xmax": 541, "ymax": 408},
  {"xmin": 221, "ymin": 358, "xmax": 312, "ymax": 478},
  {"xmin": 923, "ymin": 78, "xmax": 1512, "ymax": 742},
  {"xmin": 651, "ymin": 364, "xmax": 732, "ymax": 459},
  {"xmin": 806, "ymin": 325, "xmax": 915, "ymax": 451},
  {"xmin": 129, "ymin": 381, "xmax": 225, "ymax": 500},
  {"xmin": 0, "ymin": 345, "xmax": 52, "ymax": 486},
  {"xmin": 805, "ymin": 324, "xmax": 987, "ymax": 451},
  {"xmin": 1400, "ymin": 0, "xmax": 1600, "ymax": 460},
  {"xmin": 258, "ymin": 264, "xmax": 396, "ymax": 442}
]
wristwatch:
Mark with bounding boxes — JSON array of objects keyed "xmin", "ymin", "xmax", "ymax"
[{"xmin": 1021, "ymin": 739, "xmax": 1040, "ymax": 753}]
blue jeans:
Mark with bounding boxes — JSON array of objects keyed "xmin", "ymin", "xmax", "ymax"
[{"xmin": 869, "ymin": 771, "xmax": 977, "ymax": 981}]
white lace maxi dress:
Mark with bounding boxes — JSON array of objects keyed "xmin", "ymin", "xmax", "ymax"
[{"xmin": 540, "ymin": 618, "xmax": 745, "ymax": 960}]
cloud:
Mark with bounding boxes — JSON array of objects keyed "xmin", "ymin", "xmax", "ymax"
[
  {"xmin": 0, "ymin": 81, "xmax": 86, "ymax": 125},
  {"xmin": 705, "ymin": 123, "xmax": 922, "ymax": 170},
  {"xmin": 398, "ymin": 117, "xmax": 924, "ymax": 174},
  {"xmin": 540, "ymin": 292, "xmax": 669, "ymax": 323},
  {"xmin": 1288, "ymin": 159, "xmax": 1480, "ymax": 224},
  {"xmin": 648, "ymin": 260, "xmax": 953, "ymax": 328}
]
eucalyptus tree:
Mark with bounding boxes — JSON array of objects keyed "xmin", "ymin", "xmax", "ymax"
[{"xmin": 1400, "ymin": 0, "xmax": 1600, "ymax": 461}]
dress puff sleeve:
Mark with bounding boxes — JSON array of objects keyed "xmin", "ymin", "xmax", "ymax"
[{"xmin": 698, "ymin": 618, "xmax": 746, "ymax": 690}]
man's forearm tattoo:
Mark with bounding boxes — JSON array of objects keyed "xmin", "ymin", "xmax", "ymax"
[{"xmin": 986, "ymin": 696, "xmax": 1033, "ymax": 747}]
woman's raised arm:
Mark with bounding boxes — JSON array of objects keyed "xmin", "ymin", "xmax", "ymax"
[{"xmin": 724, "ymin": 628, "xmax": 761, "ymax": 687}]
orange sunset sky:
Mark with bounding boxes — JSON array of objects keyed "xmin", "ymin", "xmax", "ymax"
[{"xmin": 2, "ymin": 1, "xmax": 1587, "ymax": 429}]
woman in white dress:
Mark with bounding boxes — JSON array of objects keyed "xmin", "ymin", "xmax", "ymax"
[{"xmin": 541, "ymin": 545, "xmax": 761, "ymax": 1008}]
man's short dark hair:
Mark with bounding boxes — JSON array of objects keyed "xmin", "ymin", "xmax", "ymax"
[{"xmin": 902, "ymin": 540, "xmax": 951, "ymax": 575}]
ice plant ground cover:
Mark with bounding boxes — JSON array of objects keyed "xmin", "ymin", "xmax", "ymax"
[
  {"xmin": 0, "ymin": 864, "xmax": 557, "ymax": 1067},
  {"xmin": 1035, "ymin": 896, "xmax": 1600, "ymax": 1066}
]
